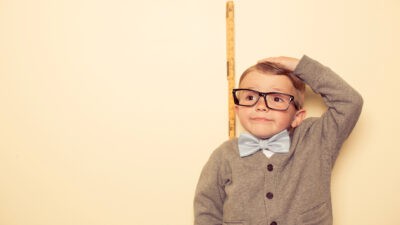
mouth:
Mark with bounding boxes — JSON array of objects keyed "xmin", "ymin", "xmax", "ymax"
[{"xmin": 250, "ymin": 117, "xmax": 273, "ymax": 122}]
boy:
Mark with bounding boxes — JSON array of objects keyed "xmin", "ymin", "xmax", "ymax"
[{"xmin": 194, "ymin": 55, "xmax": 363, "ymax": 225}]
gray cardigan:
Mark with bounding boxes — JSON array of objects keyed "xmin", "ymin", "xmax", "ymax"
[{"xmin": 194, "ymin": 56, "xmax": 363, "ymax": 225}]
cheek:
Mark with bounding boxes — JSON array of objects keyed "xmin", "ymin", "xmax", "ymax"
[
  {"xmin": 236, "ymin": 112, "xmax": 249, "ymax": 125},
  {"xmin": 235, "ymin": 107, "xmax": 250, "ymax": 118},
  {"xmin": 274, "ymin": 113, "xmax": 295, "ymax": 126}
]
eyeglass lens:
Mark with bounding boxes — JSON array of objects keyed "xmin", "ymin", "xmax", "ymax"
[{"xmin": 234, "ymin": 89, "xmax": 292, "ymax": 110}]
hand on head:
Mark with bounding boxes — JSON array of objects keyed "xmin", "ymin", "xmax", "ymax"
[{"xmin": 258, "ymin": 56, "xmax": 300, "ymax": 72}]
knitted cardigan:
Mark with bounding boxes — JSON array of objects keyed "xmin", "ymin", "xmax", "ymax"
[{"xmin": 194, "ymin": 55, "xmax": 363, "ymax": 225}]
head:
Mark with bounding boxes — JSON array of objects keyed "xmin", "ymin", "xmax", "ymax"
[{"xmin": 234, "ymin": 62, "xmax": 306, "ymax": 139}]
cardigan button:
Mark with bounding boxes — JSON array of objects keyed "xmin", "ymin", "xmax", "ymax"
[
  {"xmin": 267, "ymin": 164, "xmax": 273, "ymax": 171},
  {"xmin": 270, "ymin": 222, "xmax": 277, "ymax": 225},
  {"xmin": 266, "ymin": 192, "xmax": 274, "ymax": 199}
]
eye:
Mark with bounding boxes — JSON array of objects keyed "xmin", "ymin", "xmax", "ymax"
[
  {"xmin": 245, "ymin": 95, "xmax": 255, "ymax": 101},
  {"xmin": 273, "ymin": 96, "xmax": 284, "ymax": 102},
  {"xmin": 240, "ymin": 90, "xmax": 258, "ymax": 102},
  {"xmin": 268, "ymin": 93, "xmax": 291, "ymax": 103}
]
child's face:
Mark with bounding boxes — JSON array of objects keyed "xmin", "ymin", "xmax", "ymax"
[{"xmin": 235, "ymin": 70, "xmax": 305, "ymax": 139}]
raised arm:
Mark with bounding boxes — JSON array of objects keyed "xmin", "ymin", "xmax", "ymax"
[{"xmin": 259, "ymin": 55, "xmax": 363, "ymax": 163}]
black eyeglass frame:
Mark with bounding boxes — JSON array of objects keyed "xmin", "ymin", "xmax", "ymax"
[{"xmin": 232, "ymin": 88, "xmax": 299, "ymax": 111}]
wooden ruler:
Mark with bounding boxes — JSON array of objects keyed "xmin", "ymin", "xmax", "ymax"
[{"xmin": 226, "ymin": 1, "xmax": 236, "ymax": 139}]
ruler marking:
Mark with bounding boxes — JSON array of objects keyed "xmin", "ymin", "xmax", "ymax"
[{"xmin": 226, "ymin": 1, "xmax": 235, "ymax": 139}]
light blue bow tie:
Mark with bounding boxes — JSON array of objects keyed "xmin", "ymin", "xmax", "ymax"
[{"xmin": 238, "ymin": 130, "xmax": 291, "ymax": 157}]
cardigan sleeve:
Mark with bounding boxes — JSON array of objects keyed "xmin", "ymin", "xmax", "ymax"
[
  {"xmin": 294, "ymin": 55, "xmax": 363, "ymax": 164},
  {"xmin": 194, "ymin": 148, "xmax": 227, "ymax": 225}
]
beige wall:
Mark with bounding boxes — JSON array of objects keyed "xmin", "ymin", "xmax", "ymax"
[{"xmin": 0, "ymin": 0, "xmax": 399, "ymax": 224}]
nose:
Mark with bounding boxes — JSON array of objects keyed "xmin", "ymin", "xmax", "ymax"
[{"xmin": 255, "ymin": 96, "xmax": 269, "ymax": 111}]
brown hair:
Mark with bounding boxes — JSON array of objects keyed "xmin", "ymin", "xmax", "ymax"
[{"xmin": 239, "ymin": 62, "xmax": 306, "ymax": 109}]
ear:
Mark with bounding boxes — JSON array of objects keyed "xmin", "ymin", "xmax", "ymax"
[{"xmin": 291, "ymin": 109, "xmax": 306, "ymax": 128}]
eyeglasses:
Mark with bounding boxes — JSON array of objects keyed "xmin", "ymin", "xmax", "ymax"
[{"xmin": 232, "ymin": 88, "xmax": 297, "ymax": 111}]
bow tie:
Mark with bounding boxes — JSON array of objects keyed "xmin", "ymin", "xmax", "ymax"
[{"xmin": 238, "ymin": 130, "xmax": 291, "ymax": 157}]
